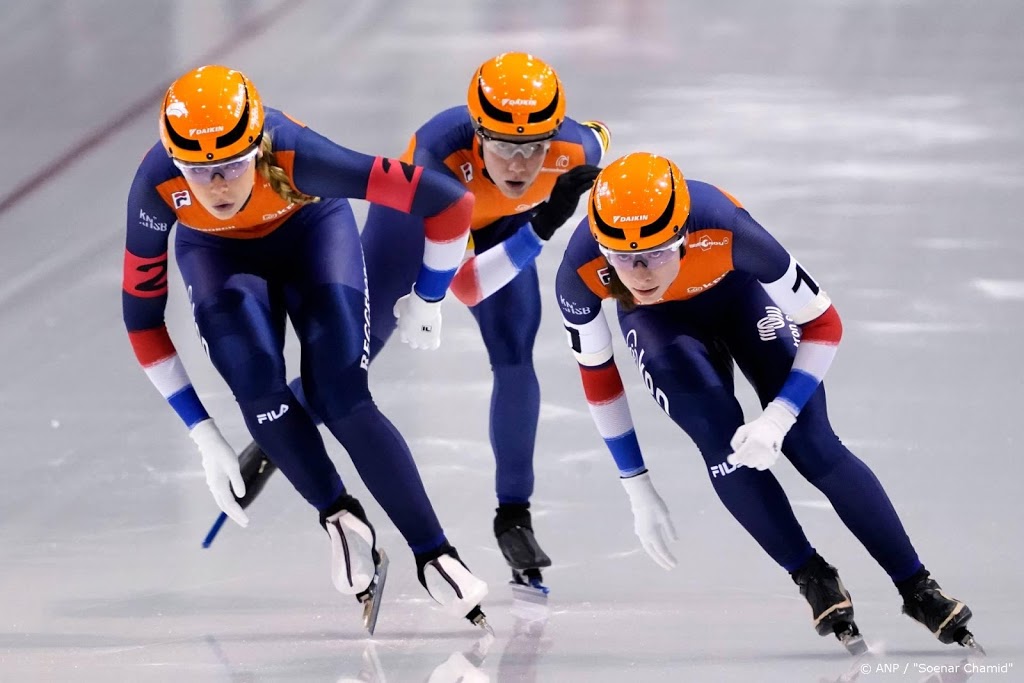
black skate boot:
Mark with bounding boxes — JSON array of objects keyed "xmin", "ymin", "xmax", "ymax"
[
  {"xmin": 494, "ymin": 504, "xmax": 551, "ymax": 598},
  {"xmin": 320, "ymin": 493, "xmax": 389, "ymax": 635},
  {"xmin": 897, "ymin": 567, "xmax": 982, "ymax": 652},
  {"xmin": 415, "ymin": 542, "xmax": 491, "ymax": 631},
  {"xmin": 202, "ymin": 442, "xmax": 278, "ymax": 547},
  {"xmin": 791, "ymin": 553, "xmax": 867, "ymax": 655}
]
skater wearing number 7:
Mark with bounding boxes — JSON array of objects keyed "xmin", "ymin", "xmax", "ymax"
[{"xmin": 555, "ymin": 152, "xmax": 981, "ymax": 653}]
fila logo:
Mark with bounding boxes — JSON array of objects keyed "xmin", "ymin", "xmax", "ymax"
[
  {"xmin": 189, "ymin": 126, "xmax": 224, "ymax": 135},
  {"xmin": 614, "ymin": 214, "xmax": 649, "ymax": 223},
  {"xmin": 460, "ymin": 162, "xmax": 473, "ymax": 182},
  {"xmin": 710, "ymin": 460, "xmax": 738, "ymax": 478},
  {"xmin": 256, "ymin": 404, "xmax": 290, "ymax": 424},
  {"xmin": 171, "ymin": 190, "xmax": 192, "ymax": 208}
]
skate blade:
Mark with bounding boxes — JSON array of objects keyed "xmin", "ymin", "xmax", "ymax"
[
  {"xmin": 511, "ymin": 581, "xmax": 549, "ymax": 604},
  {"xmin": 360, "ymin": 550, "xmax": 389, "ymax": 636},
  {"xmin": 465, "ymin": 605, "xmax": 494, "ymax": 635},
  {"xmin": 960, "ymin": 632, "xmax": 986, "ymax": 656},
  {"xmin": 840, "ymin": 632, "xmax": 868, "ymax": 656}
]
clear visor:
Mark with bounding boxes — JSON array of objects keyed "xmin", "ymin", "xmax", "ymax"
[
  {"xmin": 599, "ymin": 232, "xmax": 686, "ymax": 268},
  {"xmin": 478, "ymin": 131, "xmax": 552, "ymax": 160},
  {"xmin": 173, "ymin": 146, "xmax": 259, "ymax": 184}
]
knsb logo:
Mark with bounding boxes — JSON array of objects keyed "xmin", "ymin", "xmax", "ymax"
[
  {"xmin": 555, "ymin": 155, "xmax": 570, "ymax": 168},
  {"xmin": 138, "ymin": 210, "xmax": 168, "ymax": 232},
  {"xmin": 625, "ymin": 329, "xmax": 670, "ymax": 416},
  {"xmin": 257, "ymin": 404, "xmax": 289, "ymax": 424},
  {"xmin": 501, "ymin": 98, "xmax": 537, "ymax": 107},
  {"xmin": 559, "ymin": 295, "xmax": 590, "ymax": 317},
  {"xmin": 710, "ymin": 460, "xmax": 738, "ymax": 478}
]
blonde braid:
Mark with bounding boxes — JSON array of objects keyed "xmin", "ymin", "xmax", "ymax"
[{"xmin": 256, "ymin": 134, "xmax": 320, "ymax": 206}]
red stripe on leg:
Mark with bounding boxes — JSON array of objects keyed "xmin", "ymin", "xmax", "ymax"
[
  {"xmin": 580, "ymin": 362, "xmax": 625, "ymax": 404},
  {"xmin": 365, "ymin": 156, "xmax": 423, "ymax": 212}
]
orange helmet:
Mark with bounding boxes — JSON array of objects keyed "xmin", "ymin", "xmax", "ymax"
[
  {"xmin": 588, "ymin": 152, "xmax": 691, "ymax": 252},
  {"xmin": 160, "ymin": 65, "xmax": 264, "ymax": 164},
  {"xmin": 466, "ymin": 52, "xmax": 565, "ymax": 139}
]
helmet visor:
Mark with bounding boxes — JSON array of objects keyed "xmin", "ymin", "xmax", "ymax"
[
  {"xmin": 599, "ymin": 232, "xmax": 686, "ymax": 269},
  {"xmin": 173, "ymin": 146, "xmax": 259, "ymax": 185}
]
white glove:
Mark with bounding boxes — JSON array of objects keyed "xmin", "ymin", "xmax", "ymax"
[
  {"xmin": 393, "ymin": 288, "xmax": 443, "ymax": 350},
  {"xmin": 727, "ymin": 400, "xmax": 798, "ymax": 471},
  {"xmin": 189, "ymin": 419, "xmax": 249, "ymax": 527},
  {"xmin": 620, "ymin": 471, "xmax": 678, "ymax": 570}
]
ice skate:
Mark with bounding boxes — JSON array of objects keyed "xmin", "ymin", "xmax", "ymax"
[
  {"xmin": 416, "ymin": 542, "xmax": 491, "ymax": 631},
  {"xmin": 495, "ymin": 504, "xmax": 551, "ymax": 601},
  {"xmin": 898, "ymin": 568, "xmax": 982, "ymax": 653},
  {"xmin": 321, "ymin": 495, "xmax": 389, "ymax": 634},
  {"xmin": 792, "ymin": 553, "xmax": 867, "ymax": 655}
]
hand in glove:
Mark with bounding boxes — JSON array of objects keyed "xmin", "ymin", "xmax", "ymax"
[
  {"xmin": 189, "ymin": 419, "xmax": 249, "ymax": 527},
  {"xmin": 727, "ymin": 400, "xmax": 798, "ymax": 471},
  {"xmin": 393, "ymin": 288, "xmax": 443, "ymax": 350},
  {"xmin": 531, "ymin": 164, "xmax": 602, "ymax": 240},
  {"xmin": 620, "ymin": 471, "xmax": 678, "ymax": 570}
]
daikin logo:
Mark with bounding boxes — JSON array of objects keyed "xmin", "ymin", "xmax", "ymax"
[
  {"xmin": 256, "ymin": 404, "xmax": 289, "ymax": 424},
  {"xmin": 614, "ymin": 214, "xmax": 649, "ymax": 223},
  {"xmin": 189, "ymin": 126, "xmax": 224, "ymax": 136},
  {"xmin": 501, "ymin": 98, "xmax": 537, "ymax": 106}
]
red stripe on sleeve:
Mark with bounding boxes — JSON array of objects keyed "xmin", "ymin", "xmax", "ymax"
[
  {"xmin": 365, "ymin": 156, "xmax": 424, "ymax": 213},
  {"xmin": 128, "ymin": 326, "xmax": 176, "ymax": 366},
  {"xmin": 580, "ymin": 362, "xmax": 625, "ymax": 404},
  {"xmin": 123, "ymin": 250, "xmax": 169, "ymax": 298},
  {"xmin": 801, "ymin": 305, "xmax": 843, "ymax": 345},
  {"xmin": 423, "ymin": 191, "xmax": 474, "ymax": 244},
  {"xmin": 449, "ymin": 259, "xmax": 483, "ymax": 306}
]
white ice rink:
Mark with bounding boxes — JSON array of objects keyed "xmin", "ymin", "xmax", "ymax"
[{"xmin": 1, "ymin": 1, "xmax": 1022, "ymax": 681}]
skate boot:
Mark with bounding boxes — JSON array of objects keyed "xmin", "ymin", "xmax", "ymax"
[
  {"xmin": 321, "ymin": 493, "xmax": 389, "ymax": 634},
  {"xmin": 201, "ymin": 442, "xmax": 278, "ymax": 547},
  {"xmin": 897, "ymin": 567, "xmax": 982, "ymax": 652},
  {"xmin": 791, "ymin": 553, "xmax": 867, "ymax": 655},
  {"xmin": 415, "ymin": 542, "xmax": 490, "ymax": 631},
  {"xmin": 494, "ymin": 503, "xmax": 551, "ymax": 598}
]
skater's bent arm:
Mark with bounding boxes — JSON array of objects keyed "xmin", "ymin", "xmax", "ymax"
[
  {"xmin": 292, "ymin": 126, "xmax": 473, "ymax": 302},
  {"xmin": 556, "ymin": 257, "xmax": 646, "ymax": 477},
  {"xmin": 122, "ymin": 157, "xmax": 210, "ymax": 429},
  {"xmin": 732, "ymin": 209, "xmax": 844, "ymax": 415}
]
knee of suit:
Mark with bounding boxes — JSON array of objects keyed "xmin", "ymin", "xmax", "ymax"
[
  {"xmin": 781, "ymin": 417, "xmax": 848, "ymax": 481},
  {"xmin": 302, "ymin": 362, "xmax": 373, "ymax": 422},
  {"xmin": 194, "ymin": 292, "xmax": 286, "ymax": 400}
]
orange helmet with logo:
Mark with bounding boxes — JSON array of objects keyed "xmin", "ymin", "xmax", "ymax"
[
  {"xmin": 588, "ymin": 152, "xmax": 691, "ymax": 252},
  {"xmin": 160, "ymin": 65, "xmax": 264, "ymax": 164},
  {"xmin": 466, "ymin": 52, "xmax": 565, "ymax": 140}
]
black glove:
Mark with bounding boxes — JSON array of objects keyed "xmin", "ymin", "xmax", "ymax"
[{"xmin": 531, "ymin": 164, "xmax": 602, "ymax": 240}]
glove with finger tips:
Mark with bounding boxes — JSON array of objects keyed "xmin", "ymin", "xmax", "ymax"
[
  {"xmin": 620, "ymin": 470, "xmax": 679, "ymax": 570},
  {"xmin": 189, "ymin": 419, "xmax": 249, "ymax": 528},
  {"xmin": 727, "ymin": 400, "xmax": 798, "ymax": 471},
  {"xmin": 393, "ymin": 288, "xmax": 443, "ymax": 350},
  {"xmin": 531, "ymin": 164, "xmax": 602, "ymax": 240}
]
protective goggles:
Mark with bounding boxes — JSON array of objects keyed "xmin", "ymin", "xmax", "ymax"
[
  {"xmin": 477, "ymin": 131, "xmax": 552, "ymax": 160},
  {"xmin": 173, "ymin": 146, "xmax": 259, "ymax": 184},
  {"xmin": 599, "ymin": 232, "xmax": 686, "ymax": 268}
]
